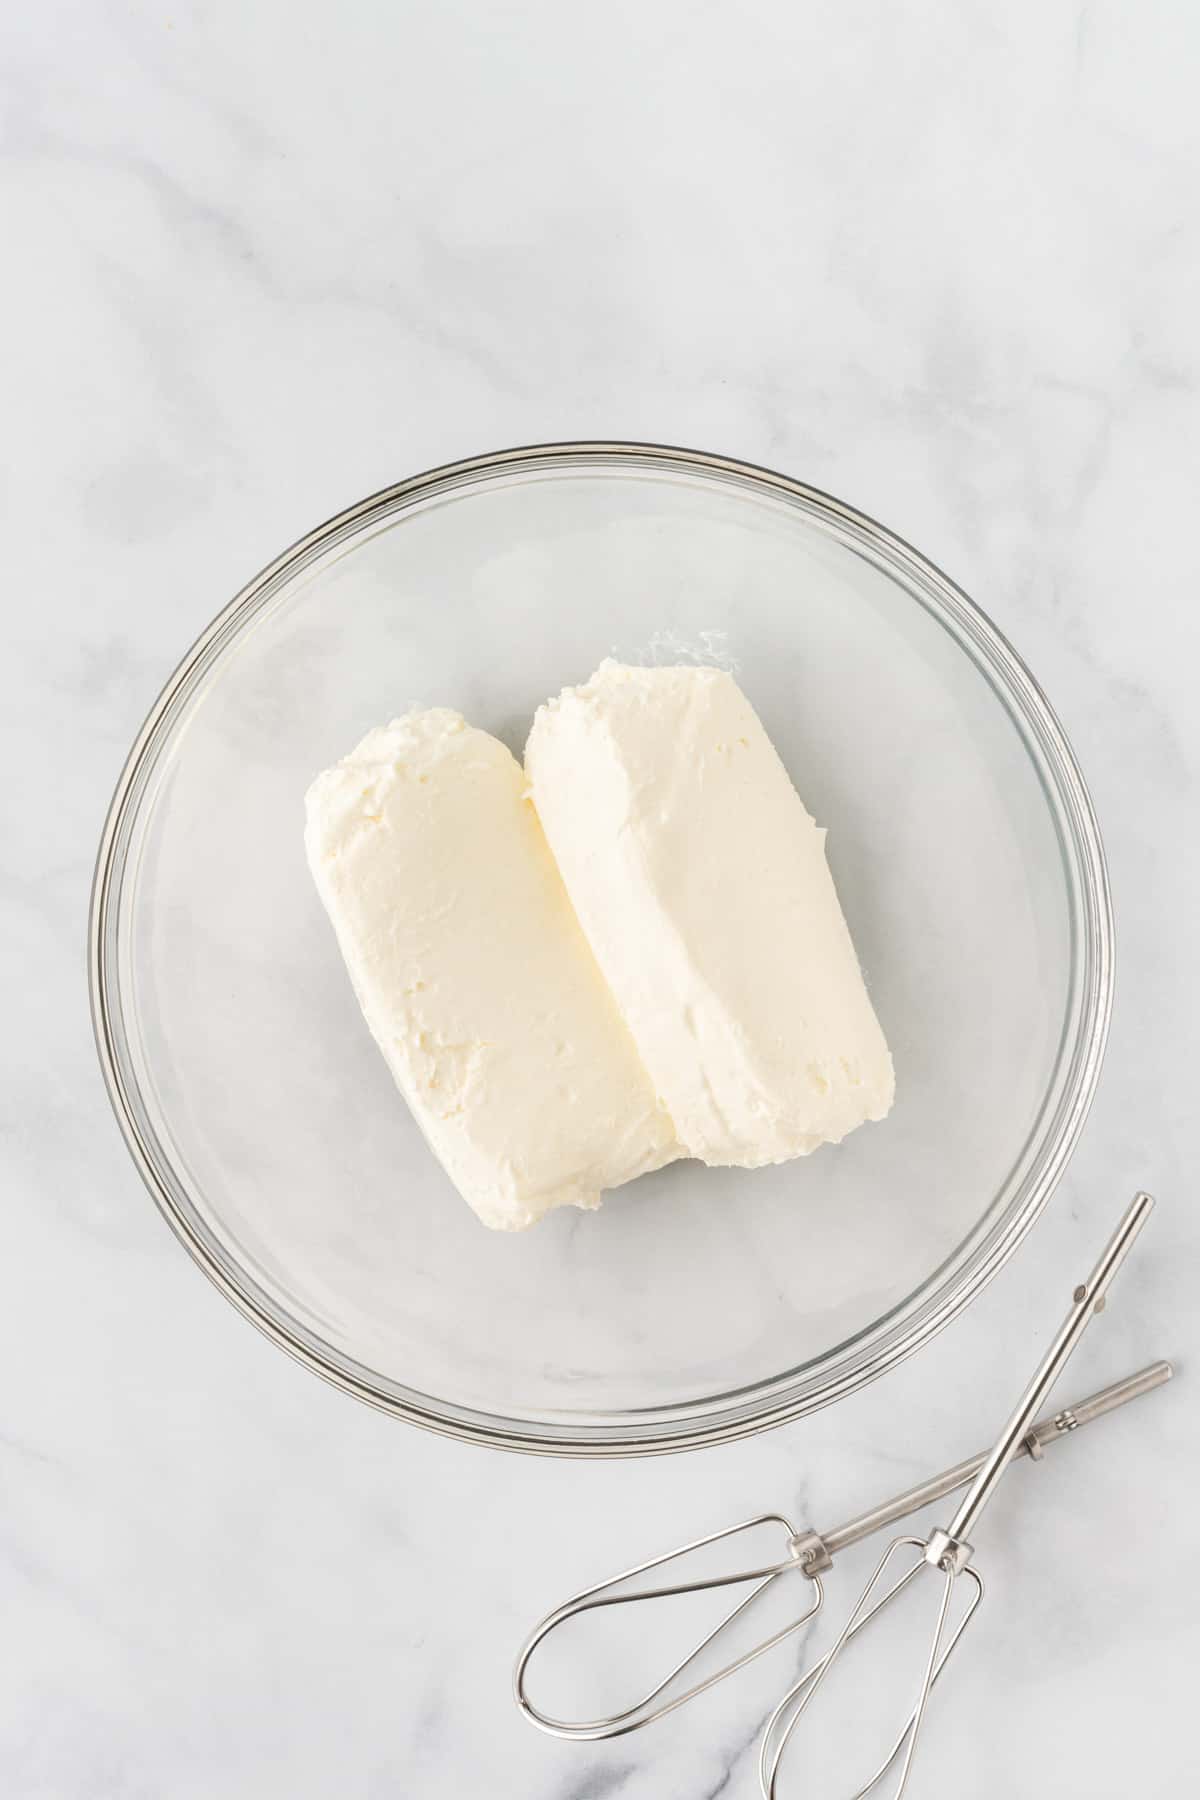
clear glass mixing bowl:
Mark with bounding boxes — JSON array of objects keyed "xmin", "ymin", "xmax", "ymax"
[{"xmin": 89, "ymin": 444, "xmax": 1111, "ymax": 1454}]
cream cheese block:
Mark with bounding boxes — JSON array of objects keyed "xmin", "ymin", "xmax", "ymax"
[
  {"xmin": 304, "ymin": 711, "xmax": 679, "ymax": 1230},
  {"xmin": 525, "ymin": 661, "xmax": 895, "ymax": 1166}
]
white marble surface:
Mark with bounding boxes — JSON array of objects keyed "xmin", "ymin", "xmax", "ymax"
[{"xmin": 4, "ymin": 2, "xmax": 1198, "ymax": 1794}]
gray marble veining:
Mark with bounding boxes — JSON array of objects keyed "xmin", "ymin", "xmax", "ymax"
[{"xmin": 3, "ymin": 2, "xmax": 1198, "ymax": 1794}]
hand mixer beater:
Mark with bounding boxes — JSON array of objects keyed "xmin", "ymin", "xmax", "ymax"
[
  {"xmin": 758, "ymin": 1189, "xmax": 1154, "ymax": 1797},
  {"xmin": 515, "ymin": 1194, "xmax": 1164, "ymax": 1797}
]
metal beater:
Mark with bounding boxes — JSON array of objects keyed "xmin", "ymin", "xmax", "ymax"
[
  {"xmin": 758, "ymin": 1190, "xmax": 1155, "ymax": 1799},
  {"xmin": 515, "ymin": 1192, "xmax": 1165, "ymax": 1779}
]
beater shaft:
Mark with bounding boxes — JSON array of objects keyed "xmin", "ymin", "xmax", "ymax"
[
  {"xmin": 944, "ymin": 1191, "xmax": 1153, "ymax": 1556},
  {"xmin": 812, "ymin": 1357, "xmax": 1171, "ymax": 1566}
]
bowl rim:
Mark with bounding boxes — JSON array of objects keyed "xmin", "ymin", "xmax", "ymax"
[{"xmin": 88, "ymin": 439, "xmax": 1113, "ymax": 1457}]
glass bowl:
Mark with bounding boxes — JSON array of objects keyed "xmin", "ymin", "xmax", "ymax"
[{"xmin": 89, "ymin": 443, "xmax": 1112, "ymax": 1455}]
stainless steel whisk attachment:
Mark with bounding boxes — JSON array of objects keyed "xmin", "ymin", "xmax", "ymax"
[
  {"xmin": 514, "ymin": 1364, "xmax": 1166, "ymax": 1742},
  {"xmin": 515, "ymin": 1195, "xmax": 1167, "ymax": 1764},
  {"xmin": 759, "ymin": 1190, "xmax": 1155, "ymax": 1800}
]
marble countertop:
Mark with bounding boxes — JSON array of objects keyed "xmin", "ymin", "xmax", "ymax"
[{"xmin": 5, "ymin": 3, "xmax": 1198, "ymax": 1794}]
